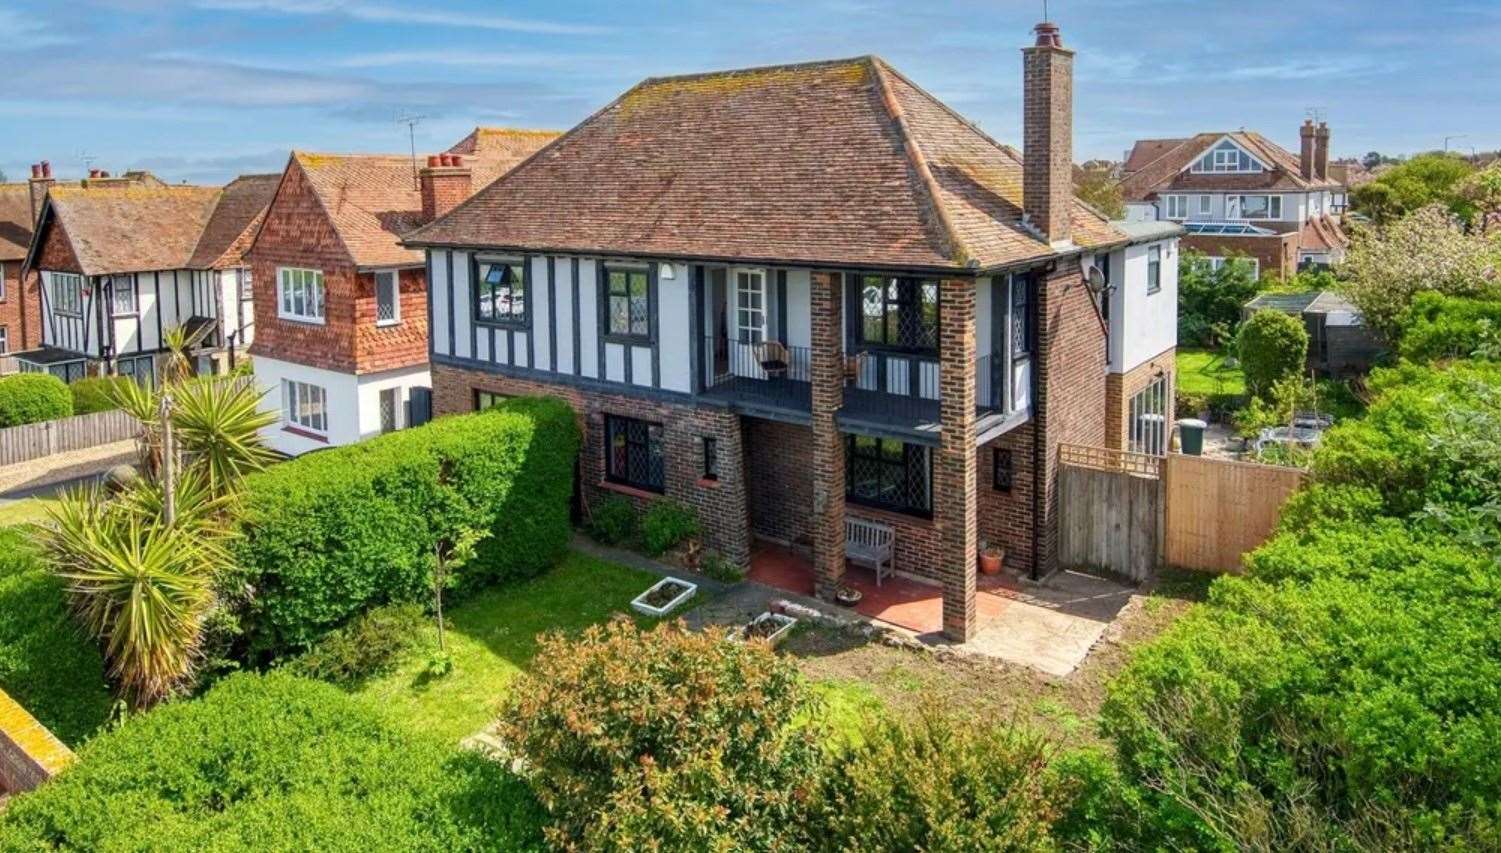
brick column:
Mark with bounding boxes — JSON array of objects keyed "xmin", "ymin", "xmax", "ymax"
[
  {"xmin": 937, "ymin": 278, "xmax": 977, "ymax": 641},
  {"xmin": 809, "ymin": 271, "xmax": 846, "ymax": 600}
]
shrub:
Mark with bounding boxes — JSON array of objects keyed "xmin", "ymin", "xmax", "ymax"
[
  {"xmin": 1178, "ymin": 252, "xmax": 1258, "ymax": 347},
  {"xmin": 0, "ymin": 373, "xmax": 71, "ymax": 427},
  {"xmin": 231, "ymin": 396, "xmax": 579, "ymax": 659},
  {"xmin": 498, "ymin": 619, "xmax": 821, "ymax": 850},
  {"xmin": 1174, "ymin": 390, "xmax": 1208, "ymax": 419},
  {"xmin": 293, "ymin": 602, "xmax": 426, "ymax": 685},
  {"xmin": 0, "ymin": 671, "xmax": 546, "ymax": 850},
  {"xmin": 68, "ymin": 375, "xmax": 132, "ymax": 415},
  {"xmin": 1398, "ymin": 291, "xmax": 1501, "ymax": 362},
  {"xmin": 1237, "ymin": 309, "xmax": 1308, "ymax": 398},
  {"xmin": 699, "ymin": 549, "xmax": 744, "ymax": 583},
  {"xmin": 640, "ymin": 498, "xmax": 699, "ymax": 556},
  {"xmin": 0, "ymin": 527, "xmax": 112, "ymax": 745},
  {"xmin": 587, "ymin": 494, "xmax": 637, "ymax": 546},
  {"xmin": 808, "ymin": 708, "xmax": 1062, "ymax": 850}
]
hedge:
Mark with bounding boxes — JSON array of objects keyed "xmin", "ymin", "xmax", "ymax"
[
  {"xmin": 0, "ymin": 373, "xmax": 71, "ymax": 427},
  {"xmin": 0, "ymin": 527, "xmax": 111, "ymax": 746},
  {"xmin": 230, "ymin": 396, "xmax": 579, "ymax": 659},
  {"xmin": 0, "ymin": 671, "xmax": 546, "ymax": 850},
  {"xmin": 68, "ymin": 375, "xmax": 131, "ymax": 415},
  {"xmin": 1399, "ymin": 292, "xmax": 1501, "ymax": 362}
]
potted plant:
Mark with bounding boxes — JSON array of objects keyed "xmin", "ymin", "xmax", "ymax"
[
  {"xmin": 979, "ymin": 541, "xmax": 1004, "ymax": 575},
  {"xmin": 834, "ymin": 584, "xmax": 863, "ymax": 607},
  {"xmin": 728, "ymin": 612, "xmax": 797, "ymax": 647},
  {"xmin": 631, "ymin": 576, "xmax": 698, "ymax": 617}
]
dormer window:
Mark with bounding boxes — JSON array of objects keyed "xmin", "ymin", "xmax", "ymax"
[{"xmin": 1191, "ymin": 139, "xmax": 1264, "ymax": 174}]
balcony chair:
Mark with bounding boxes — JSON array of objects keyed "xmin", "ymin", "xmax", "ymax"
[{"xmin": 754, "ymin": 340, "xmax": 790, "ymax": 379}]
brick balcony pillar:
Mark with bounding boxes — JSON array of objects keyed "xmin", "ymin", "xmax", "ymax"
[
  {"xmin": 937, "ymin": 278, "xmax": 978, "ymax": 642},
  {"xmin": 809, "ymin": 271, "xmax": 846, "ymax": 600}
]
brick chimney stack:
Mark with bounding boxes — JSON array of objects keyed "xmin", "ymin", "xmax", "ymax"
[
  {"xmin": 1315, "ymin": 121, "xmax": 1331, "ymax": 181},
  {"xmin": 1300, "ymin": 120, "xmax": 1317, "ymax": 180},
  {"xmin": 28, "ymin": 161, "xmax": 54, "ymax": 225},
  {"xmin": 419, "ymin": 153, "xmax": 472, "ymax": 222},
  {"xmin": 1022, "ymin": 21, "xmax": 1074, "ymax": 247}
]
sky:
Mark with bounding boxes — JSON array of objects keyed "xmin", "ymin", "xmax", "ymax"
[{"xmin": 0, "ymin": 0, "xmax": 1496, "ymax": 185}]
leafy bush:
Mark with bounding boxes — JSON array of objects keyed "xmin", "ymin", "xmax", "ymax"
[
  {"xmin": 1237, "ymin": 309, "xmax": 1308, "ymax": 397},
  {"xmin": 808, "ymin": 708, "xmax": 1062, "ymax": 850},
  {"xmin": 498, "ymin": 619, "xmax": 821, "ymax": 850},
  {"xmin": 640, "ymin": 498, "xmax": 699, "ymax": 556},
  {"xmin": 293, "ymin": 602, "xmax": 426, "ymax": 685},
  {"xmin": 231, "ymin": 396, "xmax": 579, "ymax": 660},
  {"xmin": 1174, "ymin": 390, "xmax": 1208, "ymax": 419},
  {"xmin": 587, "ymin": 494, "xmax": 637, "ymax": 546},
  {"xmin": 0, "ymin": 373, "xmax": 71, "ymax": 427},
  {"xmin": 0, "ymin": 671, "xmax": 546, "ymax": 850},
  {"xmin": 0, "ymin": 527, "xmax": 112, "ymax": 745},
  {"xmin": 1178, "ymin": 252, "xmax": 1258, "ymax": 347},
  {"xmin": 1399, "ymin": 292, "xmax": 1501, "ymax": 362},
  {"xmin": 699, "ymin": 549, "xmax": 744, "ymax": 583},
  {"xmin": 68, "ymin": 375, "xmax": 131, "ymax": 415}
]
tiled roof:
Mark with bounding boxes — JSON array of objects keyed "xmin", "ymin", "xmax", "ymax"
[
  {"xmin": 1299, "ymin": 214, "xmax": 1349, "ymax": 252},
  {"xmin": 1327, "ymin": 161, "xmax": 1372, "ymax": 188},
  {"xmin": 1123, "ymin": 138, "xmax": 1188, "ymax": 174},
  {"xmin": 406, "ymin": 56, "xmax": 1122, "ymax": 272},
  {"xmin": 187, "ymin": 173, "xmax": 281, "ymax": 269},
  {"xmin": 42, "ymin": 184, "xmax": 222, "ymax": 275},
  {"xmin": 0, "ymin": 184, "xmax": 36, "ymax": 261},
  {"xmin": 287, "ymin": 129, "xmax": 558, "ymax": 269},
  {"xmin": 1118, "ymin": 131, "xmax": 1340, "ymax": 200}
]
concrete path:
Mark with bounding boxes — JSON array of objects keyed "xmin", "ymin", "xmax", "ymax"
[{"xmin": 0, "ymin": 440, "xmax": 137, "ymax": 497}]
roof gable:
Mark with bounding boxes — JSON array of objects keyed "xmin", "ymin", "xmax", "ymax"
[
  {"xmin": 1180, "ymin": 135, "xmax": 1269, "ymax": 175},
  {"xmin": 33, "ymin": 184, "xmax": 222, "ymax": 275},
  {"xmin": 1119, "ymin": 130, "xmax": 1337, "ymax": 200},
  {"xmin": 187, "ymin": 173, "xmax": 281, "ymax": 269}
]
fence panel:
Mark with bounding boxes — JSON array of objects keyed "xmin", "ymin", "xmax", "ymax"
[
  {"xmin": 1162, "ymin": 453, "xmax": 1306, "ymax": 573},
  {"xmin": 1057, "ymin": 444, "xmax": 1161, "ymax": 582},
  {"xmin": 0, "ymin": 409, "xmax": 140, "ymax": 468}
]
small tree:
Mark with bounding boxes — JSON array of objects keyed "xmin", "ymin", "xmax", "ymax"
[
  {"xmin": 1178, "ymin": 252, "xmax": 1258, "ymax": 347},
  {"xmin": 1351, "ymin": 152, "xmax": 1476, "ymax": 224},
  {"xmin": 1237, "ymin": 310, "xmax": 1308, "ymax": 399},
  {"xmin": 1457, "ymin": 163, "xmax": 1501, "ymax": 234},
  {"xmin": 430, "ymin": 525, "xmax": 486, "ymax": 661}
]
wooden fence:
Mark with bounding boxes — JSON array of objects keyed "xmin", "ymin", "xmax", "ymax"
[
  {"xmin": 1058, "ymin": 443, "xmax": 1307, "ymax": 578},
  {"xmin": 0, "ymin": 409, "xmax": 140, "ymax": 467}
]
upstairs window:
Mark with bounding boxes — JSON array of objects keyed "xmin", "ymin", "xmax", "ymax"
[
  {"xmin": 239, "ymin": 269, "xmax": 253, "ymax": 301},
  {"xmin": 278, "ymin": 267, "xmax": 325, "ymax": 323},
  {"xmin": 606, "ymin": 266, "xmax": 651, "ymax": 340},
  {"xmin": 1198, "ymin": 194, "xmax": 1213, "ymax": 216},
  {"xmin": 859, "ymin": 275, "xmax": 938, "ymax": 351},
  {"xmin": 375, "ymin": 270, "xmax": 400, "ymax": 326},
  {"xmin": 476, "ymin": 259, "xmax": 526, "ymax": 326},
  {"xmin": 111, "ymin": 275, "xmax": 137, "ymax": 316},
  {"xmin": 1163, "ymin": 194, "xmax": 1188, "ymax": 219},
  {"xmin": 1147, "ymin": 246, "xmax": 1162, "ymax": 294},
  {"xmin": 0, "ymin": 263, "xmax": 6, "ymax": 300},
  {"xmin": 605, "ymin": 414, "xmax": 664, "ymax": 493},
  {"xmin": 1010, "ymin": 275, "xmax": 1031, "ymax": 359},
  {"xmin": 1227, "ymin": 194, "xmax": 1282, "ymax": 220},
  {"xmin": 846, "ymin": 434, "xmax": 931, "ymax": 517},
  {"xmin": 52, "ymin": 273, "xmax": 83, "ymax": 316},
  {"xmin": 1191, "ymin": 139, "xmax": 1264, "ymax": 173},
  {"xmin": 733, "ymin": 269, "xmax": 766, "ymax": 344}
]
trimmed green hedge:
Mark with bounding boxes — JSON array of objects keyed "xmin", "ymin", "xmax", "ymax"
[
  {"xmin": 231, "ymin": 396, "xmax": 579, "ymax": 659},
  {"xmin": 68, "ymin": 375, "xmax": 131, "ymax": 415},
  {"xmin": 0, "ymin": 527, "xmax": 111, "ymax": 746},
  {"xmin": 0, "ymin": 373, "xmax": 71, "ymax": 427},
  {"xmin": 0, "ymin": 671, "xmax": 545, "ymax": 850}
]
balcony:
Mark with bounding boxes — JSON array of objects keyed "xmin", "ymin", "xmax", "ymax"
[{"xmin": 699, "ymin": 338, "xmax": 1024, "ymax": 444}]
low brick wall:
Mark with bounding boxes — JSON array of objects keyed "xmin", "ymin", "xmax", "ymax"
[{"xmin": 0, "ymin": 687, "xmax": 74, "ymax": 795}]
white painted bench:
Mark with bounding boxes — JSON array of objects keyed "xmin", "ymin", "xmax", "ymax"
[{"xmin": 845, "ymin": 517, "xmax": 894, "ymax": 586}]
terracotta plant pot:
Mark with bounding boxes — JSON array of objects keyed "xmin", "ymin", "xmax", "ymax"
[{"xmin": 978, "ymin": 548, "xmax": 1004, "ymax": 575}]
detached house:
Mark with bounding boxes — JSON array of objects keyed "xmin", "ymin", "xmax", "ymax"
[
  {"xmin": 245, "ymin": 128, "xmax": 558, "ymax": 456},
  {"xmin": 1119, "ymin": 121, "xmax": 1348, "ymax": 279},
  {"xmin": 406, "ymin": 23, "xmax": 1180, "ymax": 641},
  {"xmin": 22, "ymin": 171, "xmax": 278, "ymax": 382}
]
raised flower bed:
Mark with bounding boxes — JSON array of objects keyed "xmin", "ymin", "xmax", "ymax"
[
  {"xmin": 630, "ymin": 576, "xmax": 698, "ymax": 618},
  {"xmin": 728, "ymin": 612, "xmax": 797, "ymax": 647}
]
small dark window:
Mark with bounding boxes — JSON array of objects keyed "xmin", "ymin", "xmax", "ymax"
[
  {"xmin": 606, "ymin": 267, "xmax": 651, "ymax": 339},
  {"xmin": 1010, "ymin": 275, "xmax": 1031, "ymax": 358},
  {"xmin": 992, "ymin": 448, "xmax": 1013, "ymax": 493},
  {"xmin": 845, "ymin": 434, "xmax": 931, "ymax": 517},
  {"xmin": 476, "ymin": 259, "xmax": 527, "ymax": 326},
  {"xmin": 858, "ymin": 275, "xmax": 939, "ymax": 351},
  {"xmin": 605, "ymin": 414, "xmax": 665, "ymax": 493},
  {"xmin": 702, "ymin": 436, "xmax": 719, "ymax": 481},
  {"xmin": 474, "ymin": 389, "xmax": 509, "ymax": 411}
]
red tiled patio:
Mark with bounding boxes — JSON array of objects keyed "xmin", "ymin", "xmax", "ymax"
[{"xmin": 747, "ymin": 541, "xmax": 1019, "ymax": 637}]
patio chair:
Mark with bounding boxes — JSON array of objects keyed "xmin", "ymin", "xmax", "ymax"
[
  {"xmin": 842, "ymin": 351, "xmax": 869, "ymax": 386},
  {"xmin": 754, "ymin": 340, "xmax": 790, "ymax": 379}
]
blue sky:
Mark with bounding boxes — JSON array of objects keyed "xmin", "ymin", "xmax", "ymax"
[{"xmin": 1, "ymin": 0, "xmax": 1496, "ymax": 184}]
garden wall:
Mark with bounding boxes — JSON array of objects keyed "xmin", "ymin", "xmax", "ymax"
[{"xmin": 0, "ymin": 687, "xmax": 74, "ymax": 795}]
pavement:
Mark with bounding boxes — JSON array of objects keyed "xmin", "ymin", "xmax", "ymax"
[{"xmin": 0, "ymin": 439, "xmax": 138, "ymax": 498}]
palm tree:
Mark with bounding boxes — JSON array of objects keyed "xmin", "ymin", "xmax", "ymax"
[
  {"xmin": 159, "ymin": 325, "xmax": 194, "ymax": 387},
  {"xmin": 170, "ymin": 378, "xmax": 278, "ymax": 498}
]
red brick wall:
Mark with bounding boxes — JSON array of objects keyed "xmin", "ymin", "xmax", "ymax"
[
  {"xmin": 431, "ymin": 364, "xmax": 752, "ymax": 567},
  {"xmin": 0, "ymin": 262, "xmax": 40, "ymax": 352},
  {"xmin": 745, "ymin": 419, "xmax": 814, "ymax": 548},
  {"xmin": 1105, "ymin": 347, "xmax": 1176, "ymax": 451},
  {"xmin": 1181, "ymin": 233, "xmax": 1297, "ymax": 280},
  {"xmin": 979, "ymin": 426, "xmax": 1037, "ymax": 577}
]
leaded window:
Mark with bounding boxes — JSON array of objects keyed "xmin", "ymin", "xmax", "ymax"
[
  {"xmin": 375, "ymin": 270, "xmax": 400, "ymax": 325},
  {"xmin": 846, "ymin": 434, "xmax": 931, "ymax": 517},
  {"xmin": 993, "ymin": 448, "xmax": 1013, "ymax": 493},
  {"xmin": 606, "ymin": 267, "xmax": 650, "ymax": 339},
  {"xmin": 111, "ymin": 275, "xmax": 136, "ymax": 315},
  {"xmin": 476, "ymin": 259, "xmax": 526, "ymax": 326},
  {"xmin": 1010, "ymin": 275, "xmax": 1030, "ymax": 359},
  {"xmin": 52, "ymin": 273, "xmax": 83, "ymax": 316},
  {"xmin": 605, "ymin": 414, "xmax": 664, "ymax": 493},
  {"xmin": 859, "ymin": 276, "xmax": 938, "ymax": 351},
  {"xmin": 702, "ymin": 436, "xmax": 719, "ymax": 481}
]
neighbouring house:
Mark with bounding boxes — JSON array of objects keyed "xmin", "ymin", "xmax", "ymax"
[
  {"xmin": 1119, "ymin": 121, "xmax": 1350, "ymax": 279},
  {"xmin": 404, "ymin": 23, "xmax": 1181, "ymax": 641},
  {"xmin": 1243, "ymin": 290, "xmax": 1383, "ymax": 376},
  {"xmin": 244, "ymin": 128, "xmax": 559, "ymax": 456},
  {"xmin": 0, "ymin": 161, "xmax": 80, "ymax": 358},
  {"xmin": 21, "ymin": 170, "xmax": 278, "ymax": 383}
]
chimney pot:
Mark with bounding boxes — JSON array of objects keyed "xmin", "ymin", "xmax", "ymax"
[
  {"xmin": 426, "ymin": 154, "xmax": 440, "ymax": 168},
  {"xmin": 451, "ymin": 154, "xmax": 463, "ymax": 167},
  {"xmin": 1022, "ymin": 21, "xmax": 1074, "ymax": 246},
  {"xmin": 1033, "ymin": 21, "xmax": 1063, "ymax": 48},
  {"xmin": 441, "ymin": 153, "xmax": 454, "ymax": 167},
  {"xmin": 88, "ymin": 169, "xmax": 100, "ymax": 179},
  {"xmin": 30, "ymin": 164, "xmax": 40, "ymax": 179},
  {"xmin": 41, "ymin": 161, "xmax": 51, "ymax": 178}
]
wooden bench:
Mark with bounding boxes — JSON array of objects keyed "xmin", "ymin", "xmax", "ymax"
[{"xmin": 845, "ymin": 517, "xmax": 894, "ymax": 586}]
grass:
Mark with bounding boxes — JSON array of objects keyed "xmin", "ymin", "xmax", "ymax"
[
  {"xmin": 351, "ymin": 550, "xmax": 658, "ymax": 743},
  {"xmin": 0, "ymin": 497, "xmax": 60, "ymax": 528},
  {"xmin": 1177, "ymin": 348, "xmax": 1246, "ymax": 397}
]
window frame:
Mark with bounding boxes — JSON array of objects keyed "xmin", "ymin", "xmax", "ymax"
[
  {"xmin": 702, "ymin": 436, "xmax": 719, "ymax": 482},
  {"xmin": 1163, "ymin": 194, "xmax": 1188, "ymax": 219},
  {"xmin": 1147, "ymin": 245, "xmax": 1162, "ymax": 294},
  {"xmin": 277, "ymin": 267, "xmax": 326, "ymax": 324},
  {"xmin": 378, "ymin": 386, "xmax": 399, "ymax": 434},
  {"xmin": 732, "ymin": 267, "xmax": 767, "ymax": 344},
  {"xmin": 1197, "ymin": 194, "xmax": 1213, "ymax": 216},
  {"xmin": 1190, "ymin": 140, "xmax": 1264, "ymax": 174},
  {"xmin": 110, "ymin": 274, "xmax": 137, "ymax": 317},
  {"xmin": 603, "ymin": 264, "xmax": 652, "ymax": 343},
  {"xmin": 473, "ymin": 389, "xmax": 509, "ymax": 411},
  {"xmin": 474, "ymin": 257, "xmax": 529, "ymax": 329},
  {"xmin": 0, "ymin": 325, "xmax": 9, "ymax": 355},
  {"xmin": 604, "ymin": 414, "xmax": 665, "ymax": 493},
  {"xmin": 857, "ymin": 274, "xmax": 940, "ymax": 353},
  {"xmin": 845, "ymin": 434, "xmax": 933, "ymax": 518},
  {"xmin": 238, "ymin": 268, "xmax": 254, "ymax": 301},
  {"xmin": 374, "ymin": 269, "xmax": 401, "ymax": 327},
  {"xmin": 283, "ymin": 378, "xmax": 329, "ymax": 435},
  {"xmin": 0, "ymin": 263, "xmax": 7, "ymax": 301},
  {"xmin": 1227, "ymin": 194, "xmax": 1282, "ymax": 221},
  {"xmin": 51, "ymin": 272, "xmax": 83, "ymax": 317}
]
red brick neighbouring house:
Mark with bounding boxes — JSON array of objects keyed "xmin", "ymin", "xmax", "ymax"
[
  {"xmin": 405, "ymin": 24, "xmax": 1179, "ymax": 641},
  {"xmin": 245, "ymin": 128, "xmax": 558, "ymax": 455}
]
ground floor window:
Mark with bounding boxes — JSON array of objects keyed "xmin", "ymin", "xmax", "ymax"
[
  {"xmin": 1128, "ymin": 375, "xmax": 1170, "ymax": 456},
  {"xmin": 474, "ymin": 389, "xmax": 509, "ymax": 411},
  {"xmin": 379, "ymin": 387, "xmax": 399, "ymax": 434},
  {"xmin": 605, "ymin": 414, "xmax": 665, "ymax": 493},
  {"xmin": 846, "ymin": 434, "xmax": 931, "ymax": 517},
  {"xmin": 702, "ymin": 436, "xmax": 719, "ymax": 481},
  {"xmin": 284, "ymin": 379, "xmax": 328, "ymax": 434},
  {"xmin": 0, "ymin": 326, "xmax": 8, "ymax": 355},
  {"xmin": 117, "ymin": 354, "xmax": 156, "ymax": 388}
]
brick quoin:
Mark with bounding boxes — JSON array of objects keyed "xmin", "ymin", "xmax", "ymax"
[{"xmin": 431, "ymin": 363, "xmax": 753, "ymax": 569}]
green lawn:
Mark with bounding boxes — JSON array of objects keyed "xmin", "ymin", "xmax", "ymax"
[
  {"xmin": 0, "ymin": 498, "xmax": 60, "ymax": 528},
  {"xmin": 1177, "ymin": 347, "xmax": 1246, "ymax": 397},
  {"xmin": 352, "ymin": 550, "xmax": 658, "ymax": 743}
]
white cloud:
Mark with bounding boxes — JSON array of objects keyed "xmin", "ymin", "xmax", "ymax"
[{"xmin": 195, "ymin": 0, "xmax": 610, "ymax": 35}]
